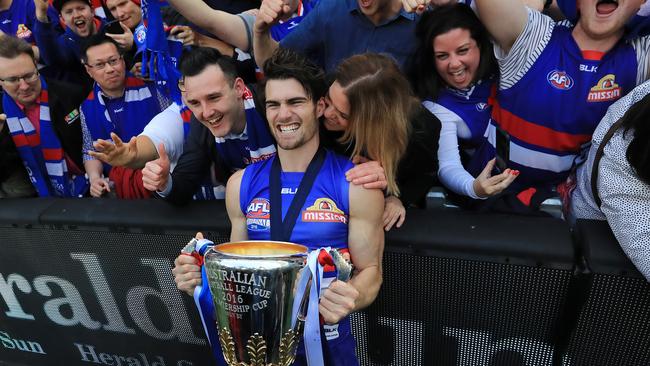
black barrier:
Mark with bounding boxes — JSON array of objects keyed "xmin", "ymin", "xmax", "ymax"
[{"xmin": 0, "ymin": 199, "xmax": 648, "ymax": 366}]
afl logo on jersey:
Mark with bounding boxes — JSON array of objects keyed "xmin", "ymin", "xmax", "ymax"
[
  {"xmin": 302, "ymin": 198, "xmax": 348, "ymax": 224},
  {"xmin": 587, "ymin": 74, "xmax": 621, "ymax": 102},
  {"xmin": 547, "ymin": 70, "xmax": 574, "ymax": 90},
  {"xmin": 246, "ymin": 198, "xmax": 270, "ymax": 231}
]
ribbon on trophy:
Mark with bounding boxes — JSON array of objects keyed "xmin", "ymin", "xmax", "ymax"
[
  {"xmin": 180, "ymin": 238, "xmax": 227, "ymax": 366},
  {"xmin": 291, "ymin": 247, "xmax": 353, "ymax": 366}
]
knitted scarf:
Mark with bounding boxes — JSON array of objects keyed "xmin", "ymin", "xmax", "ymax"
[{"xmin": 3, "ymin": 77, "xmax": 88, "ymax": 197}]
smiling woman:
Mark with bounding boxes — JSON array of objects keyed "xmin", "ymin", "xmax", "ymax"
[
  {"xmin": 322, "ymin": 53, "xmax": 441, "ymax": 231},
  {"xmin": 408, "ymin": 4, "xmax": 518, "ymax": 202}
]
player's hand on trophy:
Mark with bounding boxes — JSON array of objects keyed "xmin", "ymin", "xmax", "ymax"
[
  {"xmin": 254, "ymin": 0, "xmax": 291, "ymax": 34},
  {"xmin": 319, "ymin": 280, "xmax": 359, "ymax": 324},
  {"xmin": 173, "ymin": 232, "xmax": 204, "ymax": 296}
]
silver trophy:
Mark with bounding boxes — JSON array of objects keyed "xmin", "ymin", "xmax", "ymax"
[{"xmin": 204, "ymin": 241, "xmax": 309, "ymax": 366}]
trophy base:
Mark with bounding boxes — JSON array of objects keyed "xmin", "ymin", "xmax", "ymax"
[{"xmin": 219, "ymin": 327, "xmax": 299, "ymax": 366}]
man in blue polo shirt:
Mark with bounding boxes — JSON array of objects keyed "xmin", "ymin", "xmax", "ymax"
[{"xmin": 253, "ymin": 0, "xmax": 418, "ymax": 72}]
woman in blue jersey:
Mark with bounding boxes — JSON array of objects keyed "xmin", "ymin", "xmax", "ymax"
[
  {"xmin": 323, "ymin": 53, "xmax": 441, "ymax": 231},
  {"xmin": 409, "ymin": 4, "xmax": 518, "ymax": 201}
]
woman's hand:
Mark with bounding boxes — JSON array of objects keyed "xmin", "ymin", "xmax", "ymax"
[
  {"xmin": 346, "ymin": 156, "xmax": 388, "ymax": 190},
  {"xmin": 383, "ymin": 195, "xmax": 406, "ymax": 231},
  {"xmin": 473, "ymin": 158, "xmax": 519, "ymax": 198}
]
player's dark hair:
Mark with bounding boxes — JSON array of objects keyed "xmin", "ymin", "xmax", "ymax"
[{"xmin": 261, "ymin": 48, "xmax": 327, "ymax": 102}]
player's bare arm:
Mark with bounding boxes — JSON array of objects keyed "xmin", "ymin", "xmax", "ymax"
[{"xmin": 225, "ymin": 169, "xmax": 249, "ymax": 242}]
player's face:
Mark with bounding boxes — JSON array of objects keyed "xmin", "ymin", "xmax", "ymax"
[
  {"xmin": 0, "ymin": 54, "xmax": 42, "ymax": 107},
  {"xmin": 323, "ymin": 81, "xmax": 350, "ymax": 132},
  {"xmin": 105, "ymin": 0, "xmax": 142, "ymax": 30},
  {"xmin": 433, "ymin": 28, "xmax": 481, "ymax": 90},
  {"xmin": 576, "ymin": 0, "xmax": 644, "ymax": 40},
  {"xmin": 182, "ymin": 65, "xmax": 246, "ymax": 138},
  {"xmin": 84, "ymin": 42, "xmax": 126, "ymax": 96},
  {"xmin": 60, "ymin": 1, "xmax": 95, "ymax": 37},
  {"xmin": 265, "ymin": 78, "xmax": 324, "ymax": 150}
]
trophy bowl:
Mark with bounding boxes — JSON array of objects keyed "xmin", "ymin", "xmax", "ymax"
[{"xmin": 204, "ymin": 241, "xmax": 309, "ymax": 366}]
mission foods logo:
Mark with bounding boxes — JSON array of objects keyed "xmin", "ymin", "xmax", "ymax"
[
  {"xmin": 246, "ymin": 198, "xmax": 270, "ymax": 231},
  {"xmin": 587, "ymin": 74, "xmax": 621, "ymax": 102},
  {"xmin": 547, "ymin": 70, "xmax": 574, "ymax": 90},
  {"xmin": 301, "ymin": 198, "xmax": 348, "ymax": 224}
]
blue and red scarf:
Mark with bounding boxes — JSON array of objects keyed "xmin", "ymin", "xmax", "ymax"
[{"xmin": 3, "ymin": 77, "xmax": 88, "ymax": 197}]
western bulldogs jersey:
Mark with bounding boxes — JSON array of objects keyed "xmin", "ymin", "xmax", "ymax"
[
  {"xmin": 472, "ymin": 23, "xmax": 638, "ymax": 189},
  {"xmin": 433, "ymin": 79, "xmax": 494, "ymax": 148},
  {"xmin": 239, "ymin": 149, "xmax": 358, "ymax": 365},
  {"xmin": 240, "ymin": 149, "xmax": 352, "ymax": 249}
]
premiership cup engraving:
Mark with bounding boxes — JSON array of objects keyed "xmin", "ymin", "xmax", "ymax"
[{"xmin": 205, "ymin": 241, "xmax": 308, "ymax": 366}]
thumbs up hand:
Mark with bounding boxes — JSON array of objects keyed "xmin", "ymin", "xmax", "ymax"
[{"xmin": 142, "ymin": 143, "xmax": 171, "ymax": 192}]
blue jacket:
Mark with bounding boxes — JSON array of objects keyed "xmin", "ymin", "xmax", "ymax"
[{"xmin": 33, "ymin": 16, "xmax": 104, "ymax": 90}]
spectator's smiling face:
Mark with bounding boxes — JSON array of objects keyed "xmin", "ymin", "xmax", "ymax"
[
  {"xmin": 0, "ymin": 54, "xmax": 41, "ymax": 107},
  {"xmin": 105, "ymin": 0, "xmax": 142, "ymax": 30},
  {"xmin": 577, "ymin": 0, "xmax": 644, "ymax": 40},
  {"xmin": 265, "ymin": 78, "xmax": 323, "ymax": 150},
  {"xmin": 60, "ymin": 1, "xmax": 95, "ymax": 37},
  {"xmin": 182, "ymin": 65, "xmax": 246, "ymax": 138},
  {"xmin": 323, "ymin": 81, "xmax": 350, "ymax": 132},
  {"xmin": 433, "ymin": 28, "xmax": 480, "ymax": 90},
  {"xmin": 84, "ymin": 42, "xmax": 126, "ymax": 96}
]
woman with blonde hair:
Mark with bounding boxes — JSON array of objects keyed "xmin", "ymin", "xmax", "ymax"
[{"xmin": 324, "ymin": 53, "xmax": 441, "ymax": 230}]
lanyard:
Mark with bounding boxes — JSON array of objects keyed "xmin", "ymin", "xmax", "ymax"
[{"xmin": 269, "ymin": 147, "xmax": 326, "ymax": 242}]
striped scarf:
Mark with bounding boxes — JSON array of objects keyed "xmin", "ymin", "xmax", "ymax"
[
  {"xmin": 3, "ymin": 77, "xmax": 88, "ymax": 197},
  {"xmin": 81, "ymin": 77, "xmax": 161, "ymax": 143}
]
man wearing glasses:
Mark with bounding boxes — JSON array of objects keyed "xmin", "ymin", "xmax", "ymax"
[
  {"xmin": 0, "ymin": 35, "xmax": 88, "ymax": 197},
  {"xmin": 79, "ymin": 33, "xmax": 170, "ymax": 197}
]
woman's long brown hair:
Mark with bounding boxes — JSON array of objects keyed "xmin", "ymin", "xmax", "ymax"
[{"xmin": 334, "ymin": 53, "xmax": 413, "ymax": 196}]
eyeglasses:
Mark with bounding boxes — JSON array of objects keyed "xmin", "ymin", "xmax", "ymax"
[
  {"xmin": 85, "ymin": 55, "xmax": 123, "ymax": 70},
  {"xmin": 0, "ymin": 70, "xmax": 40, "ymax": 85}
]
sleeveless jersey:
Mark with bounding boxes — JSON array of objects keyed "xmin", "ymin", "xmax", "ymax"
[
  {"xmin": 214, "ymin": 87, "xmax": 276, "ymax": 172},
  {"xmin": 240, "ymin": 150, "xmax": 352, "ymax": 249},
  {"xmin": 432, "ymin": 79, "xmax": 494, "ymax": 149},
  {"xmin": 239, "ymin": 149, "xmax": 358, "ymax": 365},
  {"xmin": 472, "ymin": 23, "xmax": 638, "ymax": 189}
]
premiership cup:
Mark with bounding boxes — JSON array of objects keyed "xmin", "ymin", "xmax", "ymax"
[{"xmin": 204, "ymin": 241, "xmax": 309, "ymax": 366}]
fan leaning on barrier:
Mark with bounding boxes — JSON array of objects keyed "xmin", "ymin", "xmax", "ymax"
[{"xmin": 182, "ymin": 238, "xmax": 353, "ymax": 366}]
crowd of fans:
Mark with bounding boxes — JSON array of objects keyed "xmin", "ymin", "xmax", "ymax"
[{"xmin": 0, "ymin": 0, "xmax": 648, "ymax": 279}]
